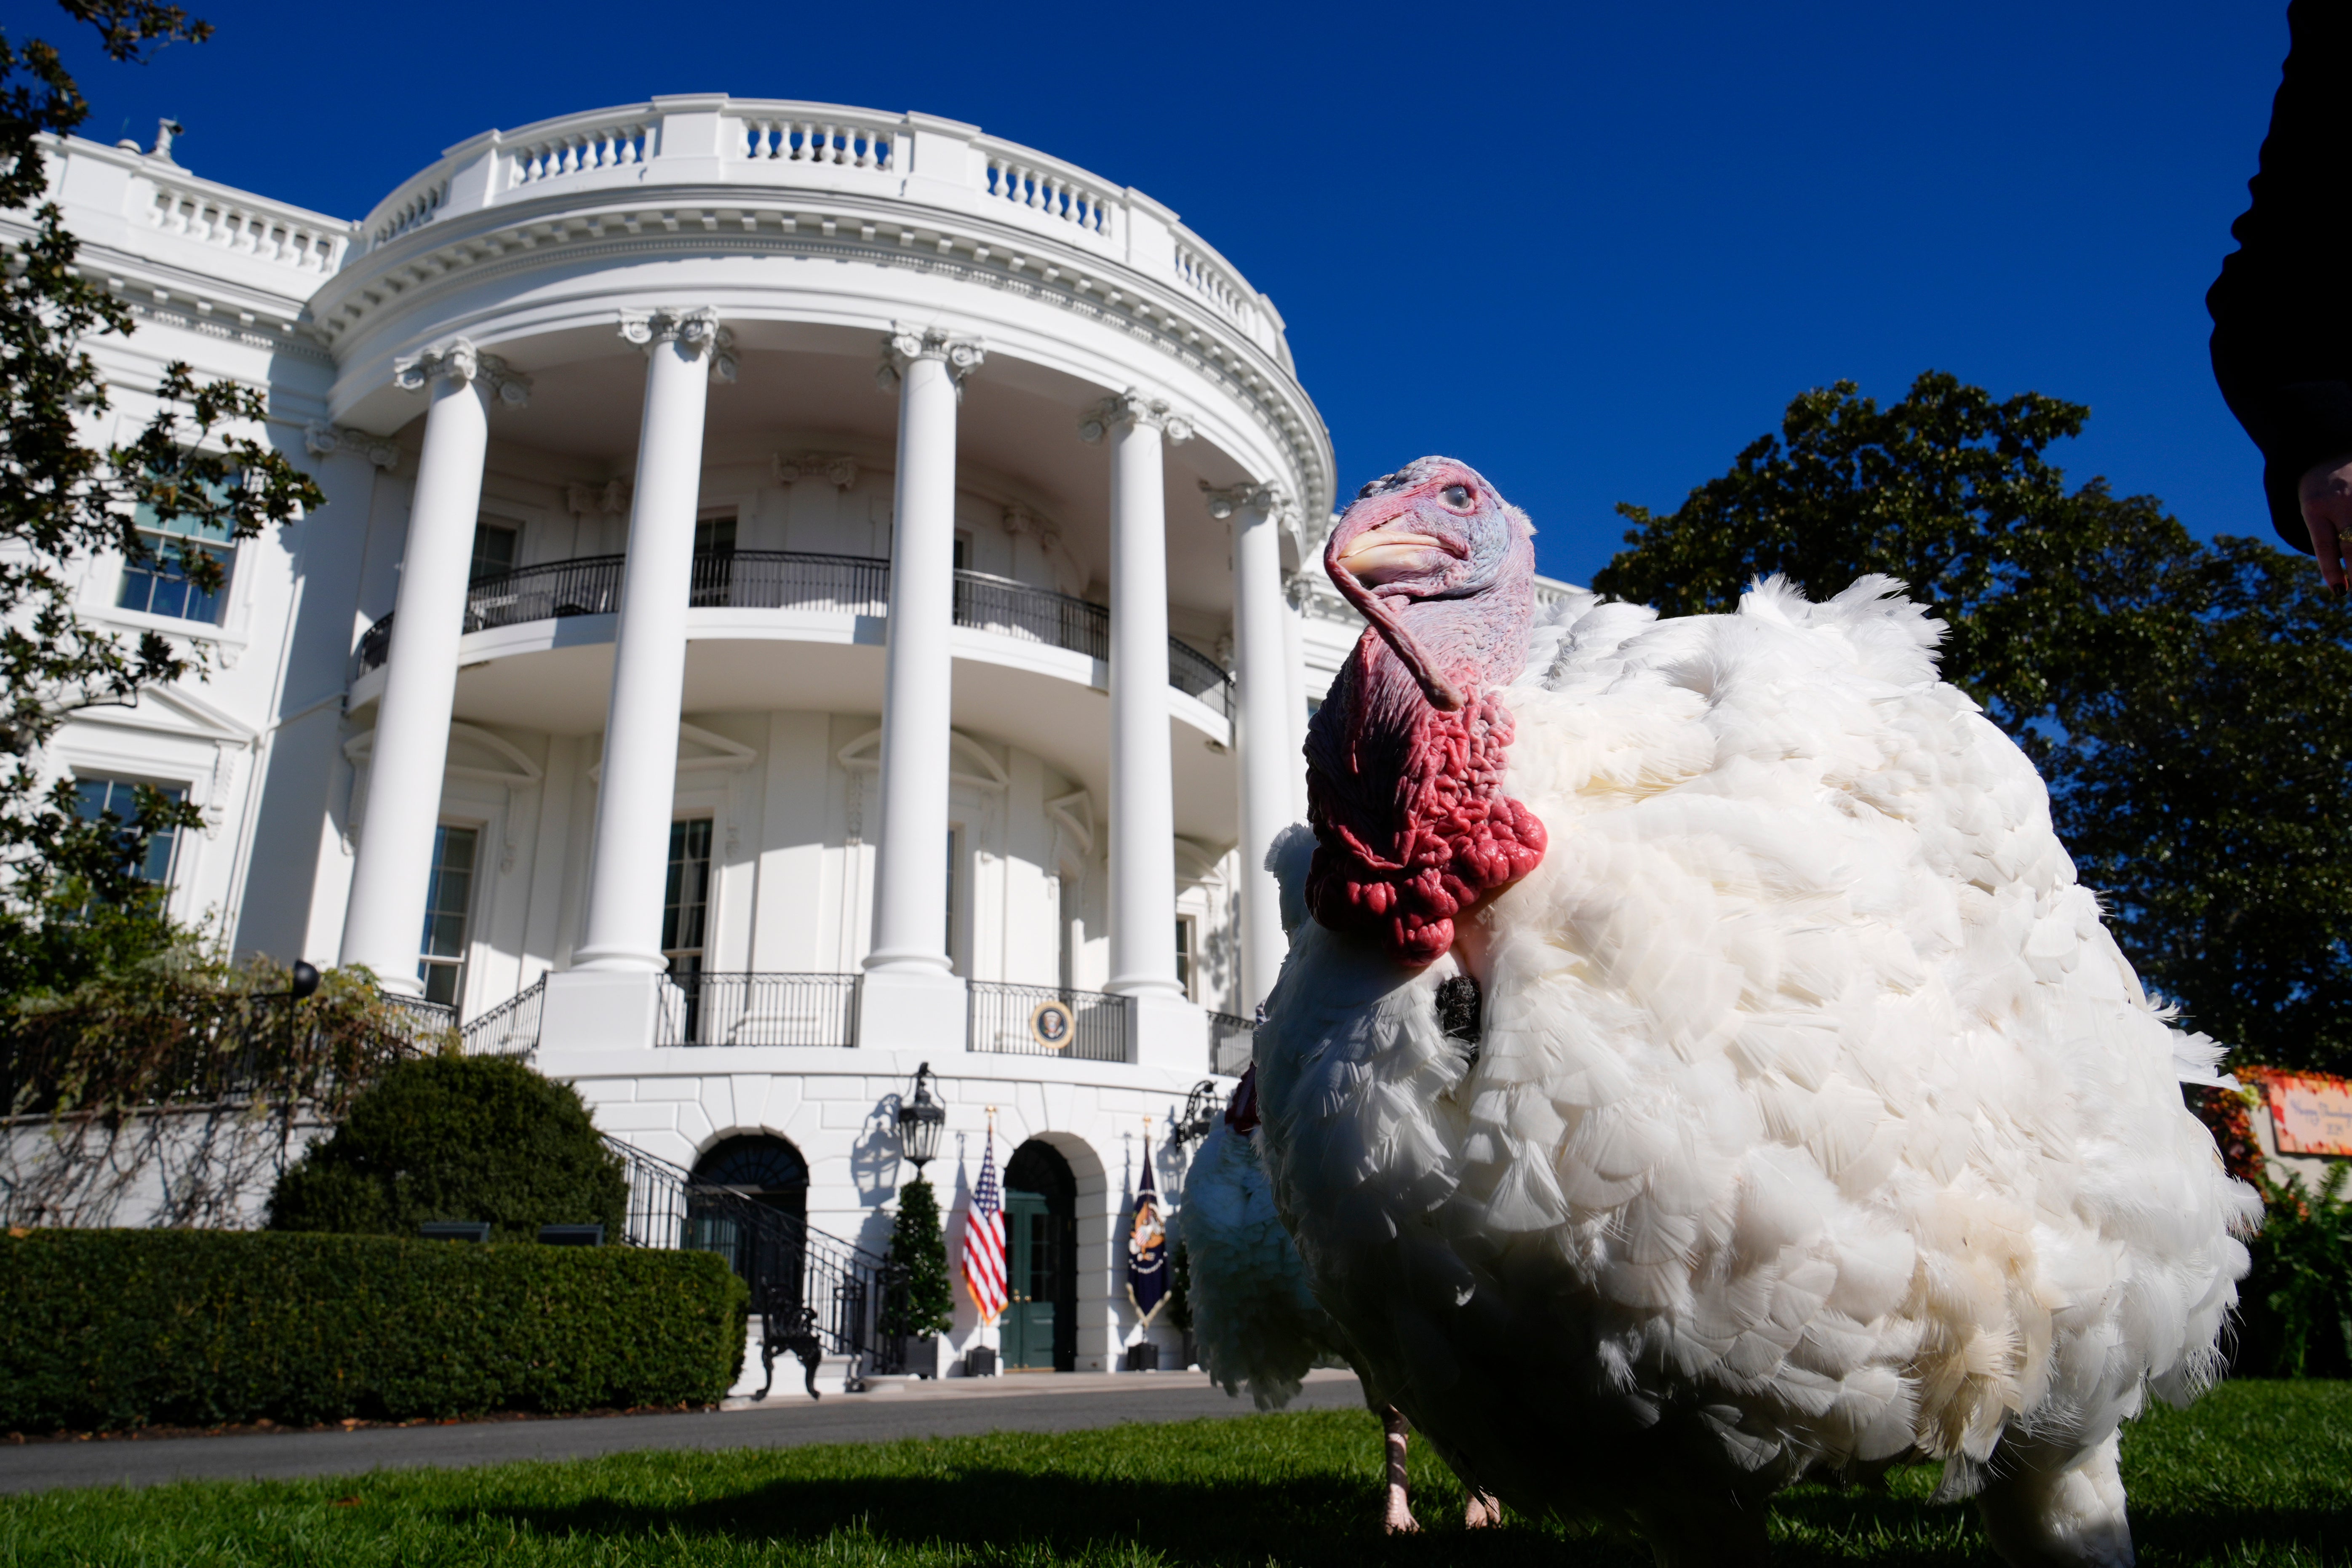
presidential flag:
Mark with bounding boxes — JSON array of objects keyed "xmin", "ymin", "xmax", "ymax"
[
  {"xmin": 1127, "ymin": 1129, "xmax": 1169, "ymax": 1325},
  {"xmin": 961, "ymin": 1132, "xmax": 1007, "ymax": 1325}
]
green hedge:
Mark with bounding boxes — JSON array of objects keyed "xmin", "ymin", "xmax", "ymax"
[
  {"xmin": 0, "ymin": 1229, "xmax": 747, "ymax": 1434},
  {"xmin": 267, "ymin": 1055, "xmax": 627, "ymax": 1244}
]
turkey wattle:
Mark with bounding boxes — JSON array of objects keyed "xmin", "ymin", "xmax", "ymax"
[{"xmin": 1253, "ymin": 457, "xmax": 2259, "ymax": 1568}]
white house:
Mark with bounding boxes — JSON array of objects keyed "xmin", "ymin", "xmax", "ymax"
[{"xmin": 16, "ymin": 98, "xmax": 1557, "ymax": 1378}]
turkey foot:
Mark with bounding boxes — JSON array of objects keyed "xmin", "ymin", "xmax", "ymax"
[
  {"xmin": 1381, "ymin": 1407, "xmax": 1420, "ymax": 1533},
  {"xmin": 1463, "ymin": 1489, "xmax": 1503, "ymax": 1528}
]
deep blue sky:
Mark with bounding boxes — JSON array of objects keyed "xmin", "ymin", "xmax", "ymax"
[{"xmin": 40, "ymin": 0, "xmax": 2287, "ymax": 585}]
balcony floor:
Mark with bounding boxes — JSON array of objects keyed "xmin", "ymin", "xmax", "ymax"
[{"xmin": 351, "ymin": 610, "xmax": 1239, "ymax": 843}]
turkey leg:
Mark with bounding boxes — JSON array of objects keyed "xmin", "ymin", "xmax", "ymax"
[{"xmin": 1381, "ymin": 1406, "xmax": 1420, "ymax": 1533}]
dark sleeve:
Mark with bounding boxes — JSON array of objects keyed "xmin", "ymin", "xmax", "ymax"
[{"xmin": 2207, "ymin": 0, "xmax": 2352, "ymax": 553}]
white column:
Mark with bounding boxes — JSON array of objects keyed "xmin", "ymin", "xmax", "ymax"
[
  {"xmin": 857, "ymin": 323, "xmax": 984, "ymax": 1050},
  {"xmin": 339, "ymin": 340, "xmax": 525, "ymax": 991},
  {"xmin": 542, "ymin": 310, "xmax": 731, "ymax": 1052},
  {"xmin": 1208, "ymin": 481, "xmax": 1293, "ymax": 1010},
  {"xmin": 1082, "ymin": 389, "xmax": 1205, "ymax": 1069}
]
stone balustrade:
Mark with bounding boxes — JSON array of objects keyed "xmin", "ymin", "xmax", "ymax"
[
  {"xmin": 142, "ymin": 166, "xmax": 349, "ymax": 274},
  {"xmin": 351, "ymin": 96, "xmax": 1285, "ymax": 361}
]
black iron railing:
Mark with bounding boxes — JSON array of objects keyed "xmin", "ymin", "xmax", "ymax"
[
  {"xmin": 377, "ymin": 992, "xmax": 459, "ymax": 1052},
  {"xmin": 1167, "ymin": 640, "xmax": 1234, "ymax": 719},
  {"xmin": 354, "ymin": 553, "xmax": 1236, "ymax": 716},
  {"xmin": 953, "ymin": 569, "xmax": 1107, "ymax": 657},
  {"xmin": 602, "ymin": 1133, "xmax": 906, "ymax": 1386},
  {"xmin": 1207, "ymin": 1010, "xmax": 1254, "ymax": 1076},
  {"xmin": 657, "ymin": 972, "xmax": 859, "ymax": 1047},
  {"xmin": 966, "ymin": 980, "xmax": 1130, "ymax": 1062},
  {"xmin": 460, "ymin": 976, "xmax": 545, "ymax": 1057},
  {"xmin": 689, "ymin": 550, "xmax": 889, "ymax": 614}
]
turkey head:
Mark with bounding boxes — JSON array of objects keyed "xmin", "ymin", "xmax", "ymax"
[{"xmin": 1305, "ymin": 457, "xmax": 1546, "ymax": 966}]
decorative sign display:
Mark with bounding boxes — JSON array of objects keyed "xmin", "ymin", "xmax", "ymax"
[
  {"xmin": 1030, "ymin": 999, "xmax": 1074, "ymax": 1052},
  {"xmin": 2260, "ymin": 1071, "xmax": 2352, "ymax": 1157}
]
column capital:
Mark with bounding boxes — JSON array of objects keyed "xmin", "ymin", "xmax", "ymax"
[
  {"xmin": 618, "ymin": 308, "xmax": 737, "ymax": 382},
  {"xmin": 304, "ymin": 421, "xmax": 399, "ymax": 470},
  {"xmin": 1080, "ymin": 388, "xmax": 1193, "ymax": 447},
  {"xmin": 877, "ymin": 322, "xmax": 985, "ymax": 391},
  {"xmin": 1200, "ymin": 478, "xmax": 1287, "ymax": 520},
  {"xmin": 393, "ymin": 337, "xmax": 532, "ymax": 407}
]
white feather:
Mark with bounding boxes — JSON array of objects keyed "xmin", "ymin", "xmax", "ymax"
[
  {"xmin": 1177, "ymin": 1119, "xmax": 1342, "ymax": 1410},
  {"xmin": 1256, "ymin": 575, "xmax": 2260, "ymax": 1560}
]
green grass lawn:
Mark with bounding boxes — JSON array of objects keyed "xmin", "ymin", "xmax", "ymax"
[{"xmin": 3, "ymin": 1381, "xmax": 2345, "ymax": 1567}]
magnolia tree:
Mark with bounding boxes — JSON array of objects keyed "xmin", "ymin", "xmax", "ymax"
[
  {"xmin": 0, "ymin": 3, "xmax": 324, "ymax": 995},
  {"xmin": 1599, "ymin": 372, "xmax": 2352, "ymax": 1076}
]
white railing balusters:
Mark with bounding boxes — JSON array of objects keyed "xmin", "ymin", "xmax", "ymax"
[
  {"xmin": 736, "ymin": 111, "xmax": 895, "ymax": 173},
  {"xmin": 507, "ymin": 115, "xmax": 650, "ymax": 192},
  {"xmin": 980, "ymin": 150, "xmax": 1111, "ymax": 237},
  {"xmin": 146, "ymin": 181, "xmax": 350, "ymax": 274}
]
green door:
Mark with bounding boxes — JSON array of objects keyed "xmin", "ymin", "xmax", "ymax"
[{"xmin": 1001, "ymin": 1189, "xmax": 1057, "ymax": 1369}]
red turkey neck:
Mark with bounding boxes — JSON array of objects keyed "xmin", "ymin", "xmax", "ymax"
[{"xmin": 1304, "ymin": 581, "xmax": 1546, "ymax": 967}]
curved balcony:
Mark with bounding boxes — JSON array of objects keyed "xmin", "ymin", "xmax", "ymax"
[{"xmin": 353, "ymin": 552, "xmax": 1234, "ymax": 718}]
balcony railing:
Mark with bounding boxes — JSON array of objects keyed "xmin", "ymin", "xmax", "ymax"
[
  {"xmin": 353, "ymin": 551, "xmax": 1234, "ymax": 716},
  {"xmin": 1207, "ymin": 1010, "xmax": 1254, "ymax": 1076},
  {"xmin": 967, "ymin": 980, "xmax": 1130, "ymax": 1062},
  {"xmin": 657, "ymin": 972, "xmax": 859, "ymax": 1047}
]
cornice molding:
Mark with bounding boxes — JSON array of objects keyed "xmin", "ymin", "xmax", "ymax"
[
  {"xmin": 772, "ymin": 451, "xmax": 859, "ymax": 488},
  {"xmin": 313, "ymin": 202, "xmax": 1331, "ymax": 518},
  {"xmin": 304, "ymin": 422, "xmax": 399, "ymax": 469}
]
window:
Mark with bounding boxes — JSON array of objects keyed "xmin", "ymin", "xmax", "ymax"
[
  {"xmin": 662, "ymin": 818, "xmax": 714, "ymax": 981},
  {"xmin": 72, "ymin": 776, "xmax": 184, "ymax": 884},
  {"xmin": 691, "ymin": 511, "xmax": 737, "ymax": 608},
  {"xmin": 470, "ymin": 519, "xmax": 520, "ymax": 583},
  {"xmin": 418, "ymin": 824, "xmax": 479, "ymax": 1005},
  {"xmin": 953, "ymin": 534, "xmax": 971, "ymax": 572},
  {"xmin": 693, "ymin": 511, "xmax": 736, "ymax": 556},
  {"xmin": 1175, "ymin": 916, "xmax": 1196, "ymax": 1001},
  {"xmin": 117, "ymin": 488, "xmax": 234, "ymax": 623}
]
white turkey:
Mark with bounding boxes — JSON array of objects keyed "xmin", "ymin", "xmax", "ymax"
[
  {"xmin": 1252, "ymin": 456, "xmax": 2260, "ymax": 1568},
  {"xmin": 1181, "ymin": 1070, "xmax": 1499, "ymax": 1532}
]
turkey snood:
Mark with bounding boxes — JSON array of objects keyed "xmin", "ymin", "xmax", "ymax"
[{"xmin": 1305, "ymin": 458, "xmax": 1546, "ymax": 966}]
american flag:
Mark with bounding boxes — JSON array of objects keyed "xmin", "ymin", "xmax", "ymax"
[{"xmin": 961, "ymin": 1133, "xmax": 1007, "ymax": 1325}]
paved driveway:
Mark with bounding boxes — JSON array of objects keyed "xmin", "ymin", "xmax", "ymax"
[{"xmin": 0, "ymin": 1370, "xmax": 1367, "ymax": 1495}]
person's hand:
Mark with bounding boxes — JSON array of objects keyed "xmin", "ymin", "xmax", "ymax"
[{"xmin": 2299, "ymin": 455, "xmax": 2352, "ymax": 591}]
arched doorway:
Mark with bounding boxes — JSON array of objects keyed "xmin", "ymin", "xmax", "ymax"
[
  {"xmin": 1003, "ymin": 1140, "xmax": 1077, "ymax": 1371},
  {"xmin": 689, "ymin": 1134, "xmax": 809, "ymax": 1310}
]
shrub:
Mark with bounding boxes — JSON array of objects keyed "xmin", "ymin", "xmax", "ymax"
[
  {"xmin": 0, "ymin": 1229, "xmax": 746, "ymax": 1434},
  {"xmin": 2235, "ymin": 1164, "xmax": 2352, "ymax": 1379},
  {"xmin": 268, "ymin": 1055, "xmax": 625, "ymax": 1243},
  {"xmin": 880, "ymin": 1176, "xmax": 953, "ymax": 1339}
]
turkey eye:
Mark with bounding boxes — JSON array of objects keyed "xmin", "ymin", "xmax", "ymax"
[{"xmin": 1439, "ymin": 483, "xmax": 1474, "ymax": 511}]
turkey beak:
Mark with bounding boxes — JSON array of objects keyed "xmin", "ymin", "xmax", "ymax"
[{"xmin": 1335, "ymin": 528, "xmax": 1452, "ymax": 586}]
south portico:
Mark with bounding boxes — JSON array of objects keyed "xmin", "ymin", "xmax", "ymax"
[{"xmin": 331, "ymin": 304, "xmax": 1285, "ymax": 1069}]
